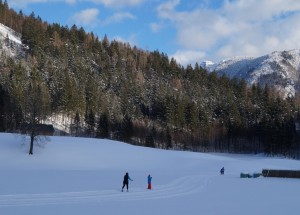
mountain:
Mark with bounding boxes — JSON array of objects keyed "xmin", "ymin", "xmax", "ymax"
[
  {"xmin": 203, "ymin": 50, "xmax": 300, "ymax": 98},
  {"xmin": 0, "ymin": 6, "xmax": 298, "ymax": 158}
]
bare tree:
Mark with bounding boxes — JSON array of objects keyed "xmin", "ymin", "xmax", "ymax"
[{"xmin": 21, "ymin": 69, "xmax": 50, "ymax": 155}]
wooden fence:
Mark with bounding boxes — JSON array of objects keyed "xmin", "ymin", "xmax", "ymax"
[{"xmin": 262, "ymin": 169, "xmax": 300, "ymax": 178}]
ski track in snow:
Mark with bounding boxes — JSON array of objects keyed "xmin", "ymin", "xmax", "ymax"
[{"xmin": 0, "ymin": 174, "xmax": 212, "ymax": 207}]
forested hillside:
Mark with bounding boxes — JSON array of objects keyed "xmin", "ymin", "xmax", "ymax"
[{"xmin": 0, "ymin": 1, "xmax": 300, "ymax": 157}]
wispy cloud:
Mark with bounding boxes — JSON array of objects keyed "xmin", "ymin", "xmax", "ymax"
[
  {"xmin": 157, "ymin": 0, "xmax": 300, "ymax": 62},
  {"xmin": 8, "ymin": 0, "xmax": 145, "ymax": 8},
  {"xmin": 171, "ymin": 50, "xmax": 206, "ymax": 66},
  {"xmin": 69, "ymin": 10, "xmax": 136, "ymax": 31},
  {"xmin": 150, "ymin": 22, "xmax": 164, "ymax": 33},
  {"xmin": 7, "ymin": 0, "xmax": 49, "ymax": 8},
  {"xmin": 70, "ymin": 8, "xmax": 100, "ymax": 27},
  {"xmin": 103, "ymin": 12, "xmax": 136, "ymax": 25},
  {"xmin": 87, "ymin": 0, "xmax": 145, "ymax": 8},
  {"xmin": 113, "ymin": 33, "xmax": 138, "ymax": 47},
  {"xmin": 65, "ymin": 0, "xmax": 76, "ymax": 4}
]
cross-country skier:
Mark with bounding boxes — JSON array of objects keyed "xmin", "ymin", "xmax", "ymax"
[
  {"xmin": 147, "ymin": 174, "xmax": 152, "ymax": 190},
  {"xmin": 122, "ymin": 172, "xmax": 133, "ymax": 192},
  {"xmin": 220, "ymin": 167, "xmax": 225, "ymax": 175}
]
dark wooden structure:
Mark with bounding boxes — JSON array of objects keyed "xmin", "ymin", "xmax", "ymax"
[
  {"xmin": 262, "ymin": 169, "xmax": 300, "ymax": 179},
  {"xmin": 20, "ymin": 123, "xmax": 55, "ymax": 136}
]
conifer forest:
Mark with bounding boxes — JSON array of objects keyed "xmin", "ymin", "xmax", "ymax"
[{"xmin": 1, "ymin": 0, "xmax": 300, "ymax": 158}]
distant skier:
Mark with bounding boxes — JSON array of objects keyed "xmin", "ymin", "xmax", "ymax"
[
  {"xmin": 147, "ymin": 174, "xmax": 152, "ymax": 190},
  {"xmin": 122, "ymin": 172, "xmax": 133, "ymax": 192},
  {"xmin": 220, "ymin": 167, "xmax": 225, "ymax": 175}
]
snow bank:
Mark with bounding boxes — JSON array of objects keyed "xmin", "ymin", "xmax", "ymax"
[{"xmin": 0, "ymin": 133, "xmax": 299, "ymax": 215}]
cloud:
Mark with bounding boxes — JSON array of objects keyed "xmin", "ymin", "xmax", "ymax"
[
  {"xmin": 156, "ymin": 0, "xmax": 179, "ymax": 19},
  {"xmin": 7, "ymin": 0, "xmax": 145, "ymax": 8},
  {"xmin": 70, "ymin": 8, "xmax": 100, "ymax": 27},
  {"xmin": 8, "ymin": 0, "xmax": 78, "ymax": 8},
  {"xmin": 171, "ymin": 50, "xmax": 206, "ymax": 66},
  {"xmin": 157, "ymin": 0, "xmax": 300, "ymax": 62},
  {"xmin": 65, "ymin": 0, "xmax": 76, "ymax": 4},
  {"xmin": 103, "ymin": 12, "xmax": 136, "ymax": 25},
  {"xmin": 88, "ymin": 0, "xmax": 145, "ymax": 8},
  {"xmin": 150, "ymin": 22, "xmax": 164, "ymax": 33},
  {"xmin": 113, "ymin": 34, "xmax": 138, "ymax": 47},
  {"xmin": 7, "ymin": 0, "xmax": 49, "ymax": 8}
]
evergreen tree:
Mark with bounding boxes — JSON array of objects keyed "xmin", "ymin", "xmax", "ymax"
[
  {"xmin": 0, "ymin": 84, "xmax": 6, "ymax": 131},
  {"xmin": 166, "ymin": 128, "xmax": 172, "ymax": 149},
  {"xmin": 145, "ymin": 126, "xmax": 156, "ymax": 148},
  {"xmin": 96, "ymin": 112, "xmax": 110, "ymax": 139},
  {"xmin": 85, "ymin": 109, "xmax": 95, "ymax": 137},
  {"xmin": 119, "ymin": 114, "xmax": 133, "ymax": 142},
  {"xmin": 72, "ymin": 111, "xmax": 81, "ymax": 136}
]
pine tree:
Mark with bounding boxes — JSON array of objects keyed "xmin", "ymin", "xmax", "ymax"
[
  {"xmin": 166, "ymin": 128, "xmax": 172, "ymax": 149},
  {"xmin": 0, "ymin": 84, "xmax": 6, "ymax": 131},
  {"xmin": 145, "ymin": 126, "xmax": 156, "ymax": 148},
  {"xmin": 72, "ymin": 111, "xmax": 81, "ymax": 136},
  {"xmin": 96, "ymin": 112, "xmax": 110, "ymax": 139},
  {"xmin": 119, "ymin": 114, "xmax": 133, "ymax": 142},
  {"xmin": 85, "ymin": 109, "xmax": 95, "ymax": 137}
]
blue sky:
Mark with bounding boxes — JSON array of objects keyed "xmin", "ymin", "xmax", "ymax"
[{"xmin": 6, "ymin": 0, "xmax": 300, "ymax": 66}]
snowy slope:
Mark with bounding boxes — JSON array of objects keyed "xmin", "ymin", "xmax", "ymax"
[
  {"xmin": 0, "ymin": 133, "xmax": 300, "ymax": 215},
  {"xmin": 203, "ymin": 50, "xmax": 300, "ymax": 98},
  {"xmin": 0, "ymin": 23, "xmax": 21, "ymax": 44},
  {"xmin": 0, "ymin": 23, "xmax": 24, "ymax": 59}
]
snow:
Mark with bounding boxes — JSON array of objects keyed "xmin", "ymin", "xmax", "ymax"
[
  {"xmin": 0, "ymin": 23, "xmax": 22, "ymax": 45},
  {"xmin": 0, "ymin": 23, "xmax": 24, "ymax": 59},
  {"xmin": 44, "ymin": 114, "xmax": 73, "ymax": 135},
  {"xmin": 200, "ymin": 61, "xmax": 215, "ymax": 70},
  {"xmin": 0, "ymin": 132, "xmax": 300, "ymax": 215}
]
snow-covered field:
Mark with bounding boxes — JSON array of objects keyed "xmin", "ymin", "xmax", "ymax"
[{"xmin": 0, "ymin": 133, "xmax": 299, "ymax": 215}]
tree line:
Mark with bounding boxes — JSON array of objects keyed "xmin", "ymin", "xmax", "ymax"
[{"xmin": 0, "ymin": 0, "xmax": 300, "ymax": 157}]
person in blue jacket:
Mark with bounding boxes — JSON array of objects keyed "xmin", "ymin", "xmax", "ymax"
[
  {"xmin": 147, "ymin": 174, "xmax": 152, "ymax": 189},
  {"xmin": 122, "ymin": 172, "xmax": 133, "ymax": 192}
]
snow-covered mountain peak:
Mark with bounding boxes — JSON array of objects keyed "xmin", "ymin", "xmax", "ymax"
[
  {"xmin": 200, "ymin": 60, "xmax": 215, "ymax": 69},
  {"xmin": 202, "ymin": 49, "xmax": 300, "ymax": 98}
]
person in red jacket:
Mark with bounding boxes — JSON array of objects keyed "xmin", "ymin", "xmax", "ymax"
[{"xmin": 147, "ymin": 174, "xmax": 152, "ymax": 189}]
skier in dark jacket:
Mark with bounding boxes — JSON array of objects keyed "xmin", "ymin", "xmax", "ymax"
[
  {"xmin": 220, "ymin": 167, "xmax": 225, "ymax": 175},
  {"xmin": 122, "ymin": 172, "xmax": 133, "ymax": 192}
]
